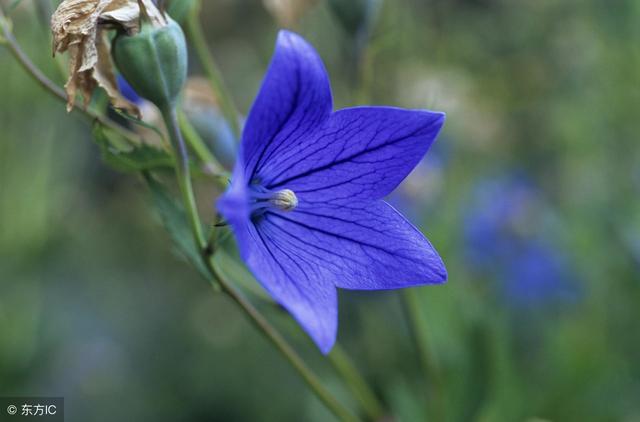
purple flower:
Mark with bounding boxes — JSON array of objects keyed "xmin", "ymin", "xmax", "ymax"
[{"xmin": 217, "ymin": 31, "xmax": 446, "ymax": 353}]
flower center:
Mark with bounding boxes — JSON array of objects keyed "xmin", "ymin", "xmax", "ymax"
[{"xmin": 249, "ymin": 185, "xmax": 298, "ymax": 216}]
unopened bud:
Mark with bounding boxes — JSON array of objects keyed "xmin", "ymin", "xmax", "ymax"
[{"xmin": 112, "ymin": 15, "xmax": 187, "ymax": 108}]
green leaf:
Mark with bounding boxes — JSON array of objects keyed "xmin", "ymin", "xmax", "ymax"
[
  {"xmin": 92, "ymin": 123, "xmax": 175, "ymax": 172},
  {"xmin": 144, "ymin": 173, "xmax": 209, "ymax": 278}
]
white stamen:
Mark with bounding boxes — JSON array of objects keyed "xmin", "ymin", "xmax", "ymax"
[{"xmin": 269, "ymin": 189, "xmax": 298, "ymax": 211}]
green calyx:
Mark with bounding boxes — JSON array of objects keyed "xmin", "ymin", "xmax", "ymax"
[{"xmin": 112, "ymin": 18, "xmax": 188, "ymax": 109}]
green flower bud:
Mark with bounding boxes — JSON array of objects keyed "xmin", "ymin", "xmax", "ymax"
[{"xmin": 112, "ymin": 17, "xmax": 188, "ymax": 109}]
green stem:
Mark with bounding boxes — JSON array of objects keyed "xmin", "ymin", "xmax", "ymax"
[
  {"xmin": 184, "ymin": 1, "xmax": 241, "ymax": 139},
  {"xmin": 328, "ymin": 345, "xmax": 385, "ymax": 421},
  {"xmin": 177, "ymin": 109, "xmax": 219, "ymax": 167},
  {"xmin": 212, "ymin": 251, "xmax": 388, "ymax": 421},
  {"xmin": 177, "ymin": 108, "xmax": 229, "ymax": 186},
  {"xmin": 208, "ymin": 259, "xmax": 359, "ymax": 422},
  {"xmin": 402, "ymin": 289, "xmax": 445, "ymax": 421},
  {"xmin": 160, "ymin": 106, "xmax": 206, "ymax": 249}
]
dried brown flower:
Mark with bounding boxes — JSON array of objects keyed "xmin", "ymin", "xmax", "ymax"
[{"xmin": 51, "ymin": 0, "xmax": 165, "ymax": 116}]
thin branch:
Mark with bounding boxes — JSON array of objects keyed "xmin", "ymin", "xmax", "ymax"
[{"xmin": 0, "ymin": 7, "xmax": 141, "ymax": 145}]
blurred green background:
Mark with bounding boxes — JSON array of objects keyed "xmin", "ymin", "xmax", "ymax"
[{"xmin": 1, "ymin": 0, "xmax": 639, "ymax": 421}]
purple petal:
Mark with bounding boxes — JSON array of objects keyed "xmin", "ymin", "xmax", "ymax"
[
  {"xmin": 243, "ymin": 30, "xmax": 333, "ymax": 181},
  {"xmin": 261, "ymin": 198, "xmax": 446, "ymax": 291},
  {"xmin": 217, "ymin": 158, "xmax": 252, "ymax": 257},
  {"xmin": 241, "ymin": 218, "xmax": 338, "ymax": 353},
  {"xmin": 262, "ymin": 107, "xmax": 445, "ymax": 200}
]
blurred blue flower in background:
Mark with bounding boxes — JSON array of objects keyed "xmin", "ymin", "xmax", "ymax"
[
  {"xmin": 463, "ymin": 175, "xmax": 535, "ymax": 272},
  {"xmin": 463, "ymin": 174, "xmax": 580, "ymax": 308},
  {"xmin": 503, "ymin": 241, "xmax": 579, "ymax": 306}
]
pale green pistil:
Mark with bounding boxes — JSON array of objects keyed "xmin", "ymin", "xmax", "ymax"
[{"xmin": 250, "ymin": 186, "xmax": 298, "ymax": 215}]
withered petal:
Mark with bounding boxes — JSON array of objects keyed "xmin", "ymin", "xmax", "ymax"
[{"xmin": 51, "ymin": 0, "xmax": 163, "ymax": 114}]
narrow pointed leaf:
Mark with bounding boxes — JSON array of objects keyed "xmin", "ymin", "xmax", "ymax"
[
  {"xmin": 145, "ymin": 174, "xmax": 209, "ymax": 278},
  {"xmin": 92, "ymin": 123, "xmax": 175, "ymax": 172}
]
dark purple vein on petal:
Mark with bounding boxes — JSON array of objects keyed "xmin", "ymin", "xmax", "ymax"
[
  {"xmin": 264, "ymin": 220, "xmax": 319, "ymax": 280},
  {"xmin": 256, "ymin": 90, "xmax": 320, "ymax": 175},
  {"xmin": 267, "ymin": 212, "xmax": 425, "ymax": 265},
  {"xmin": 292, "ymin": 209, "xmax": 400, "ymax": 238},
  {"xmin": 266, "ymin": 123, "xmax": 437, "ymax": 190},
  {"xmin": 260, "ymin": 219, "xmax": 318, "ymax": 281},
  {"xmin": 264, "ymin": 213, "xmax": 369, "ymax": 270},
  {"xmin": 291, "ymin": 169, "xmax": 380, "ymax": 194},
  {"xmin": 263, "ymin": 127, "xmax": 348, "ymax": 184},
  {"xmin": 264, "ymin": 122, "xmax": 364, "ymax": 185},
  {"xmin": 264, "ymin": 118, "xmax": 364, "ymax": 182},
  {"xmin": 254, "ymin": 222, "xmax": 325, "ymax": 311},
  {"xmin": 249, "ymin": 64, "xmax": 301, "ymax": 180}
]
